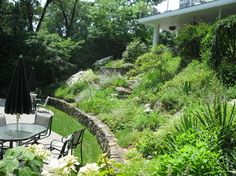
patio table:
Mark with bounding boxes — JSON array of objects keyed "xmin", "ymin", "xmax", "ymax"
[{"xmin": 0, "ymin": 123, "xmax": 47, "ymax": 148}]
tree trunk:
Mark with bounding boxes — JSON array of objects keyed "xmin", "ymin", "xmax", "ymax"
[
  {"xmin": 58, "ymin": 0, "xmax": 69, "ymax": 36},
  {"xmin": 36, "ymin": 0, "xmax": 53, "ymax": 32},
  {"xmin": 25, "ymin": 0, "xmax": 34, "ymax": 31}
]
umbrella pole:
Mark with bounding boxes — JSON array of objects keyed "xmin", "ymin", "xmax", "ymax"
[{"xmin": 16, "ymin": 113, "xmax": 20, "ymax": 131}]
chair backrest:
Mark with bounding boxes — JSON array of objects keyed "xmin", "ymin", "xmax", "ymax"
[
  {"xmin": 34, "ymin": 112, "xmax": 53, "ymax": 135},
  {"xmin": 57, "ymin": 129, "xmax": 85, "ymax": 159},
  {"xmin": 0, "ymin": 114, "xmax": 6, "ymax": 127},
  {"xmin": 34, "ymin": 112, "xmax": 52, "ymax": 127},
  {"xmin": 70, "ymin": 128, "xmax": 85, "ymax": 149}
]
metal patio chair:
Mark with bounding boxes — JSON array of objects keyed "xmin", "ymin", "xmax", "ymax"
[
  {"xmin": 49, "ymin": 128, "xmax": 85, "ymax": 164},
  {"xmin": 34, "ymin": 112, "xmax": 53, "ymax": 142}
]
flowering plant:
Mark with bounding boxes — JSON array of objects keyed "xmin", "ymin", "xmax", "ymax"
[
  {"xmin": 27, "ymin": 144, "xmax": 51, "ymax": 161},
  {"xmin": 78, "ymin": 154, "xmax": 124, "ymax": 176},
  {"xmin": 42, "ymin": 155, "xmax": 80, "ymax": 176}
]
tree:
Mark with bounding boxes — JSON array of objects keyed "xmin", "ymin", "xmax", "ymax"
[
  {"xmin": 25, "ymin": 32, "xmax": 78, "ymax": 84},
  {"xmin": 43, "ymin": 0, "xmax": 90, "ymax": 39},
  {"xmin": 77, "ymin": 0, "xmax": 151, "ymax": 65}
]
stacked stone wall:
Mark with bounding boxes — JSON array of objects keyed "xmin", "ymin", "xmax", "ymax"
[{"xmin": 48, "ymin": 97, "xmax": 124, "ymax": 162}]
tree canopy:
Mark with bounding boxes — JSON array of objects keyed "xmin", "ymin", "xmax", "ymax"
[{"xmin": 0, "ymin": 0, "xmax": 153, "ymax": 96}]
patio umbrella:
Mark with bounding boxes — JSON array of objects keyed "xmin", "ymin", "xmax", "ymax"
[
  {"xmin": 29, "ymin": 67, "xmax": 36, "ymax": 92},
  {"xmin": 4, "ymin": 55, "xmax": 32, "ymax": 129}
]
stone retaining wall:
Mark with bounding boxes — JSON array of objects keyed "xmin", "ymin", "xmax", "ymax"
[{"xmin": 48, "ymin": 97, "xmax": 124, "ymax": 162}]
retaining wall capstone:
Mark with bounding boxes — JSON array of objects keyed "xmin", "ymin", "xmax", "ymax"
[{"xmin": 48, "ymin": 97, "xmax": 124, "ymax": 162}]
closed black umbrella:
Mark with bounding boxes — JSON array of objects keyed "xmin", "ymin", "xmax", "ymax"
[
  {"xmin": 4, "ymin": 55, "xmax": 32, "ymax": 126},
  {"xmin": 29, "ymin": 67, "xmax": 36, "ymax": 92}
]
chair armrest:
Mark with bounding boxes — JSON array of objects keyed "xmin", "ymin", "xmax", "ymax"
[
  {"xmin": 50, "ymin": 139, "xmax": 63, "ymax": 147},
  {"xmin": 61, "ymin": 134, "xmax": 72, "ymax": 142}
]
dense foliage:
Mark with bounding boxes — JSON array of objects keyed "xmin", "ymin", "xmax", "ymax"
[
  {"xmin": 122, "ymin": 39, "xmax": 148, "ymax": 63},
  {"xmin": 0, "ymin": 0, "xmax": 152, "ymax": 96},
  {"xmin": 53, "ymin": 14, "xmax": 236, "ymax": 172},
  {"xmin": 1, "ymin": 1, "xmax": 236, "ymax": 175},
  {"xmin": 0, "ymin": 146, "xmax": 46, "ymax": 175},
  {"xmin": 202, "ymin": 14, "xmax": 236, "ymax": 85},
  {"xmin": 177, "ymin": 23, "xmax": 210, "ymax": 68}
]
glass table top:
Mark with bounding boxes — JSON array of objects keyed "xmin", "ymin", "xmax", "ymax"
[{"xmin": 0, "ymin": 123, "xmax": 47, "ymax": 141}]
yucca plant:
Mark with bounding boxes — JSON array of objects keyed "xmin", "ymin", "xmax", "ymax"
[
  {"xmin": 196, "ymin": 97, "xmax": 236, "ymax": 171},
  {"xmin": 196, "ymin": 98, "xmax": 236, "ymax": 148},
  {"xmin": 175, "ymin": 115, "xmax": 198, "ymax": 133}
]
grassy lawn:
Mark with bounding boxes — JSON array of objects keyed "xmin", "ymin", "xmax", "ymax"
[{"xmin": 48, "ymin": 106, "xmax": 102, "ymax": 163}]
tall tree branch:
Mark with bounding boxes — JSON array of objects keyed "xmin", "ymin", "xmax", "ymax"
[
  {"xmin": 36, "ymin": 0, "xmax": 53, "ymax": 32},
  {"xmin": 67, "ymin": 0, "xmax": 79, "ymax": 36},
  {"xmin": 58, "ymin": 0, "xmax": 69, "ymax": 33}
]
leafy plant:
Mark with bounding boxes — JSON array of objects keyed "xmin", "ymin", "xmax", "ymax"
[
  {"xmin": 122, "ymin": 38, "xmax": 148, "ymax": 63},
  {"xmin": 177, "ymin": 23, "xmax": 210, "ymax": 68},
  {"xmin": 155, "ymin": 142, "xmax": 225, "ymax": 176},
  {"xmin": 196, "ymin": 99, "xmax": 236, "ymax": 147},
  {"xmin": 195, "ymin": 98, "xmax": 236, "ymax": 170},
  {"xmin": 158, "ymin": 60, "xmax": 224, "ymax": 112},
  {"xmin": 176, "ymin": 98, "xmax": 236, "ymax": 172},
  {"xmin": 202, "ymin": 14, "xmax": 236, "ymax": 85},
  {"xmin": 55, "ymin": 81, "xmax": 88, "ymax": 102},
  {"xmin": 0, "ymin": 146, "xmax": 44, "ymax": 175},
  {"xmin": 159, "ymin": 30, "xmax": 176, "ymax": 47},
  {"xmin": 226, "ymin": 85, "xmax": 236, "ymax": 99},
  {"xmin": 98, "ymin": 73, "xmax": 128, "ymax": 88},
  {"xmin": 136, "ymin": 130, "xmax": 160, "ymax": 158},
  {"xmin": 77, "ymin": 87, "xmax": 120, "ymax": 115},
  {"xmin": 131, "ymin": 45, "xmax": 180, "ymax": 103}
]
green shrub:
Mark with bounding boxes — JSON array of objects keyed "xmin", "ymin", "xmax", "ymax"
[
  {"xmin": 177, "ymin": 23, "xmax": 210, "ymax": 68},
  {"xmin": 195, "ymin": 99, "xmax": 236, "ymax": 170},
  {"xmin": 98, "ymin": 100, "xmax": 160, "ymax": 132},
  {"xmin": 136, "ymin": 130, "xmax": 160, "ymax": 158},
  {"xmin": 80, "ymin": 69, "xmax": 99, "ymax": 83},
  {"xmin": 155, "ymin": 143, "xmax": 225, "ymax": 175},
  {"xmin": 0, "ymin": 146, "xmax": 44, "ymax": 175},
  {"xmin": 158, "ymin": 60, "xmax": 224, "ymax": 112},
  {"xmin": 99, "ymin": 105, "xmax": 133, "ymax": 131},
  {"xmin": 132, "ymin": 111, "xmax": 160, "ymax": 131},
  {"xmin": 159, "ymin": 30, "xmax": 176, "ymax": 47},
  {"xmin": 98, "ymin": 73, "xmax": 127, "ymax": 88},
  {"xmin": 131, "ymin": 45, "xmax": 180, "ymax": 103},
  {"xmin": 115, "ymin": 129, "xmax": 136, "ymax": 148},
  {"xmin": 77, "ymin": 87, "xmax": 119, "ymax": 114},
  {"xmin": 132, "ymin": 45, "xmax": 173, "ymax": 75},
  {"xmin": 122, "ymin": 38, "xmax": 148, "ymax": 63},
  {"xmin": 191, "ymin": 99, "xmax": 236, "ymax": 149},
  {"xmin": 226, "ymin": 85, "xmax": 236, "ymax": 99},
  {"xmin": 55, "ymin": 80, "xmax": 88, "ymax": 102},
  {"xmin": 202, "ymin": 14, "xmax": 236, "ymax": 85},
  {"xmin": 175, "ymin": 98, "xmax": 236, "ymax": 172}
]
